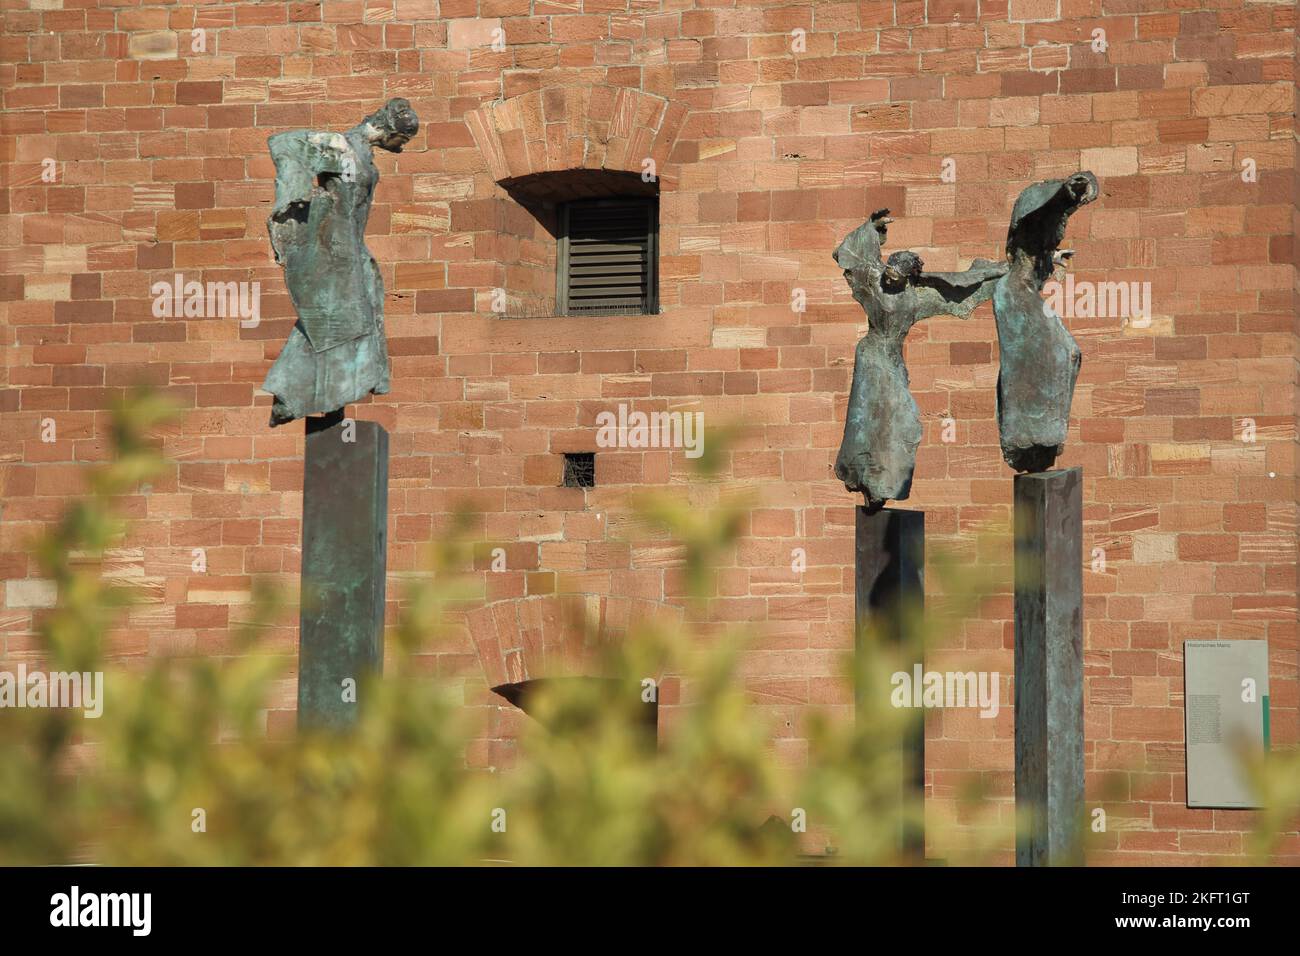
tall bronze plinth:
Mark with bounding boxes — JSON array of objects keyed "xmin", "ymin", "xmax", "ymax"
[
  {"xmin": 855, "ymin": 506, "xmax": 926, "ymax": 859},
  {"xmin": 297, "ymin": 412, "xmax": 388, "ymax": 730},
  {"xmin": 1013, "ymin": 467, "xmax": 1084, "ymax": 866}
]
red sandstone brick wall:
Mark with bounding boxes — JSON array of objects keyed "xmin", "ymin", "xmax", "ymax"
[{"xmin": 2, "ymin": 0, "xmax": 1297, "ymax": 864}]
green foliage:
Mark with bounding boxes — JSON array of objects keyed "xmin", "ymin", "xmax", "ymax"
[
  {"xmin": 1243, "ymin": 747, "xmax": 1300, "ymax": 863},
  {"xmin": 1, "ymin": 393, "xmax": 1294, "ymax": 866}
]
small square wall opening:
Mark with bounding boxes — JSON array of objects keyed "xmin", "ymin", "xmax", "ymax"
[{"xmin": 563, "ymin": 452, "xmax": 595, "ymax": 488}]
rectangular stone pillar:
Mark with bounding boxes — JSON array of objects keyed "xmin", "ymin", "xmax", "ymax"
[
  {"xmin": 1013, "ymin": 467, "xmax": 1084, "ymax": 866},
  {"xmin": 297, "ymin": 414, "xmax": 389, "ymax": 731},
  {"xmin": 855, "ymin": 506, "xmax": 925, "ymax": 858}
]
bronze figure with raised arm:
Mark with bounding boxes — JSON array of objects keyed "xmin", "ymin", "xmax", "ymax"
[{"xmin": 834, "ymin": 209, "xmax": 1007, "ymax": 510}]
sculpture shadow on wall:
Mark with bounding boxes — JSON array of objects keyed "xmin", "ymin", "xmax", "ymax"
[
  {"xmin": 491, "ymin": 676, "xmax": 659, "ymax": 742},
  {"xmin": 499, "ymin": 167, "xmax": 658, "ymax": 234},
  {"xmin": 863, "ymin": 510, "xmax": 923, "ymax": 645}
]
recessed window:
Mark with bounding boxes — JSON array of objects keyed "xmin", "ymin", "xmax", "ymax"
[
  {"xmin": 562, "ymin": 452, "xmax": 595, "ymax": 488},
  {"xmin": 557, "ymin": 197, "xmax": 658, "ymax": 316}
]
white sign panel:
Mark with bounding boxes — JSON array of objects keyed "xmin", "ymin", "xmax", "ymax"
[{"xmin": 1183, "ymin": 640, "xmax": 1270, "ymax": 809}]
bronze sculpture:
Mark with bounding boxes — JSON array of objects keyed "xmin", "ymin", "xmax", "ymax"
[
  {"xmin": 834, "ymin": 210, "xmax": 1006, "ymax": 510},
  {"xmin": 262, "ymin": 98, "xmax": 419, "ymax": 427},
  {"xmin": 993, "ymin": 172, "xmax": 1099, "ymax": 471}
]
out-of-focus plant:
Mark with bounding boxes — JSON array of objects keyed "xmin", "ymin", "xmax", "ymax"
[
  {"xmin": 796, "ymin": 533, "xmax": 1021, "ymax": 865},
  {"xmin": 1, "ymin": 390, "xmax": 182, "ymax": 864},
  {"xmin": 1243, "ymin": 746, "xmax": 1300, "ymax": 863},
  {"xmin": 0, "ymin": 391, "xmax": 497, "ymax": 866},
  {"xmin": 493, "ymin": 451, "xmax": 793, "ymax": 865},
  {"xmin": 2, "ymin": 393, "xmax": 1294, "ymax": 866}
]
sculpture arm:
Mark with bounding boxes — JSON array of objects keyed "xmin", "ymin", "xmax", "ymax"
[
  {"xmin": 267, "ymin": 133, "xmax": 320, "ymax": 217},
  {"xmin": 266, "ymin": 131, "xmax": 356, "ymax": 263},
  {"xmin": 914, "ymin": 258, "xmax": 1009, "ymax": 319},
  {"xmin": 834, "ymin": 211, "xmax": 890, "ymax": 272},
  {"xmin": 834, "ymin": 214, "xmax": 893, "ymax": 309}
]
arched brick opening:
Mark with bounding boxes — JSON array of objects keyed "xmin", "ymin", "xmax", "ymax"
[
  {"xmin": 465, "ymin": 592, "xmax": 684, "ymax": 690},
  {"xmin": 465, "ymin": 86, "xmax": 689, "ymax": 187}
]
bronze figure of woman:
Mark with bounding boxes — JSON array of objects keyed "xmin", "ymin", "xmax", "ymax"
[
  {"xmin": 262, "ymin": 98, "xmax": 420, "ymax": 427},
  {"xmin": 834, "ymin": 210, "xmax": 1006, "ymax": 510}
]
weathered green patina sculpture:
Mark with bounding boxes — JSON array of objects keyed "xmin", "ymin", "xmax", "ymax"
[
  {"xmin": 993, "ymin": 172, "xmax": 1099, "ymax": 472},
  {"xmin": 263, "ymin": 99, "xmax": 419, "ymax": 426},
  {"xmin": 834, "ymin": 210, "xmax": 1006, "ymax": 510}
]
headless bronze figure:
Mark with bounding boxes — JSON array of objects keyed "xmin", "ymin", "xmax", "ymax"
[
  {"xmin": 262, "ymin": 99, "xmax": 420, "ymax": 427},
  {"xmin": 993, "ymin": 172, "xmax": 1099, "ymax": 472}
]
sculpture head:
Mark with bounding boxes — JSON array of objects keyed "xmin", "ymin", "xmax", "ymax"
[
  {"xmin": 1065, "ymin": 171, "xmax": 1099, "ymax": 204},
  {"xmin": 362, "ymin": 98, "xmax": 420, "ymax": 152},
  {"xmin": 881, "ymin": 250, "xmax": 923, "ymax": 293},
  {"xmin": 1005, "ymin": 170, "xmax": 1098, "ymax": 280}
]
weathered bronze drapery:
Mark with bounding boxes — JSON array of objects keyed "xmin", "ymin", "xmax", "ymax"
[
  {"xmin": 262, "ymin": 98, "xmax": 419, "ymax": 426},
  {"xmin": 993, "ymin": 172, "xmax": 1099, "ymax": 472},
  {"xmin": 834, "ymin": 210, "xmax": 1006, "ymax": 509}
]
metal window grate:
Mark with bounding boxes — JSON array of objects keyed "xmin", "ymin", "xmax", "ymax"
[
  {"xmin": 557, "ymin": 198, "xmax": 658, "ymax": 317},
  {"xmin": 562, "ymin": 452, "xmax": 595, "ymax": 488}
]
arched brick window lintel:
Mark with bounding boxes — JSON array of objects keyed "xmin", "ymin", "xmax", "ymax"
[
  {"xmin": 465, "ymin": 594, "xmax": 684, "ymax": 690},
  {"xmin": 466, "ymin": 86, "xmax": 688, "ymax": 185}
]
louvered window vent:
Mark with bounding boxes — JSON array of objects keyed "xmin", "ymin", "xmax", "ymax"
[{"xmin": 557, "ymin": 197, "xmax": 659, "ymax": 317}]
